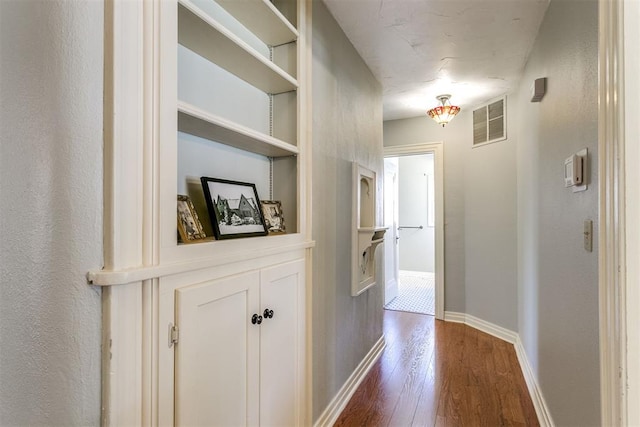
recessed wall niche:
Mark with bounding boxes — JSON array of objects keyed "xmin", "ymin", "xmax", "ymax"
[
  {"xmin": 359, "ymin": 176, "xmax": 374, "ymax": 228},
  {"xmin": 352, "ymin": 162, "xmax": 385, "ymax": 296}
]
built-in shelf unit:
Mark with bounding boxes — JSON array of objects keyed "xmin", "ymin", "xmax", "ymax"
[
  {"xmin": 167, "ymin": 0, "xmax": 306, "ymax": 257},
  {"xmin": 97, "ymin": 0, "xmax": 311, "ymax": 424}
]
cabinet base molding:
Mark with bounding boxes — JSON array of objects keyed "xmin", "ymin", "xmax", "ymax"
[{"xmin": 313, "ymin": 335, "xmax": 385, "ymax": 427}]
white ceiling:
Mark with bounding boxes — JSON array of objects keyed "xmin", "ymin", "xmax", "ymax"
[{"xmin": 322, "ymin": 0, "xmax": 550, "ymax": 121}]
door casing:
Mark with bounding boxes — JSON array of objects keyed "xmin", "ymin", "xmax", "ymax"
[{"xmin": 383, "ymin": 142, "xmax": 445, "ymax": 320}]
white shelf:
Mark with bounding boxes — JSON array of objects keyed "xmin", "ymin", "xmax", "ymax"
[
  {"xmin": 216, "ymin": 0, "xmax": 298, "ymax": 46},
  {"xmin": 89, "ymin": 236, "xmax": 314, "ymax": 286},
  {"xmin": 178, "ymin": 0, "xmax": 298, "ymax": 95},
  {"xmin": 178, "ymin": 101, "xmax": 298, "ymax": 158}
]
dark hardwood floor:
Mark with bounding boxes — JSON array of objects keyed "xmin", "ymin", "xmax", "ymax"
[{"xmin": 334, "ymin": 310, "xmax": 539, "ymax": 427}]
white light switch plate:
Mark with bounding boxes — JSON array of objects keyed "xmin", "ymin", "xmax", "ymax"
[{"xmin": 584, "ymin": 220, "xmax": 593, "ymax": 252}]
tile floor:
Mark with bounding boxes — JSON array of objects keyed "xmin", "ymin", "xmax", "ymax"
[{"xmin": 384, "ymin": 270, "xmax": 435, "ymax": 316}]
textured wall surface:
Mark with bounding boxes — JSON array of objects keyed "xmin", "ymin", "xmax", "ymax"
[
  {"xmin": 311, "ymin": 1, "xmax": 384, "ymax": 421},
  {"xmin": 463, "ymin": 102, "xmax": 518, "ymax": 331},
  {"xmin": 0, "ymin": 1, "xmax": 103, "ymax": 424},
  {"xmin": 515, "ymin": 0, "xmax": 600, "ymax": 424}
]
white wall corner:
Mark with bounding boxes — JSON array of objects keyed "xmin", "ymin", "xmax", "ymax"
[
  {"xmin": 444, "ymin": 311, "xmax": 554, "ymax": 427},
  {"xmin": 443, "ymin": 311, "xmax": 466, "ymax": 324},
  {"xmin": 444, "ymin": 311, "xmax": 517, "ymax": 344},
  {"xmin": 463, "ymin": 313, "xmax": 518, "ymax": 344},
  {"xmin": 313, "ymin": 335, "xmax": 385, "ymax": 427}
]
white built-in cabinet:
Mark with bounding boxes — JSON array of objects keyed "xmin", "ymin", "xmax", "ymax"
[
  {"xmin": 174, "ymin": 259, "xmax": 305, "ymax": 426},
  {"xmin": 97, "ymin": 0, "xmax": 311, "ymax": 425}
]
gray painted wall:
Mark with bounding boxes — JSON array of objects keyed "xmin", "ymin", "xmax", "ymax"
[
  {"xmin": 397, "ymin": 154, "xmax": 435, "ymax": 273},
  {"xmin": 464, "ymin": 103, "xmax": 518, "ymax": 331},
  {"xmin": 0, "ymin": 1, "xmax": 103, "ymax": 425},
  {"xmin": 515, "ymin": 0, "xmax": 600, "ymax": 424},
  {"xmin": 312, "ymin": 1, "xmax": 384, "ymax": 421}
]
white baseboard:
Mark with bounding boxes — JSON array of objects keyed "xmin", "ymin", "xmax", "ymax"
[
  {"xmin": 514, "ymin": 337, "xmax": 555, "ymax": 427},
  {"xmin": 444, "ymin": 311, "xmax": 554, "ymax": 427},
  {"xmin": 447, "ymin": 311, "xmax": 519, "ymax": 344},
  {"xmin": 443, "ymin": 311, "xmax": 466, "ymax": 324},
  {"xmin": 444, "ymin": 311, "xmax": 517, "ymax": 344},
  {"xmin": 313, "ymin": 335, "xmax": 385, "ymax": 427}
]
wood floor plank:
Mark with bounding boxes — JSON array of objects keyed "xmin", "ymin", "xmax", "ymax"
[
  {"xmin": 334, "ymin": 311, "xmax": 432, "ymax": 427},
  {"xmin": 334, "ymin": 311, "xmax": 540, "ymax": 427},
  {"xmin": 387, "ymin": 322, "xmax": 436, "ymax": 425},
  {"xmin": 411, "ymin": 320, "xmax": 449, "ymax": 426}
]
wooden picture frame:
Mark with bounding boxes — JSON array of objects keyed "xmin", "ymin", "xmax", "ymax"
[
  {"xmin": 201, "ymin": 177, "xmax": 268, "ymax": 240},
  {"xmin": 261, "ymin": 200, "xmax": 286, "ymax": 234},
  {"xmin": 177, "ymin": 195, "xmax": 207, "ymax": 243}
]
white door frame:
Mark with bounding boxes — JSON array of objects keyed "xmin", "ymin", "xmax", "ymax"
[
  {"xmin": 598, "ymin": 0, "xmax": 638, "ymax": 424},
  {"xmin": 382, "ymin": 158, "xmax": 400, "ymax": 306},
  {"xmin": 621, "ymin": 1, "xmax": 640, "ymax": 424},
  {"xmin": 383, "ymin": 142, "xmax": 445, "ymax": 320}
]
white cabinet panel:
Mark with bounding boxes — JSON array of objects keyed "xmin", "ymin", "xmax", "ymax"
[
  {"xmin": 175, "ymin": 271, "xmax": 260, "ymax": 426},
  {"xmin": 259, "ymin": 259, "xmax": 304, "ymax": 427},
  {"xmin": 173, "ymin": 259, "xmax": 305, "ymax": 427}
]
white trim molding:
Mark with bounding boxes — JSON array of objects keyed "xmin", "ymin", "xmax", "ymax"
[
  {"xmin": 514, "ymin": 338, "xmax": 555, "ymax": 427},
  {"xmin": 313, "ymin": 336, "xmax": 385, "ymax": 427},
  {"xmin": 102, "ymin": 1, "xmax": 153, "ymax": 424},
  {"xmin": 444, "ymin": 312, "xmax": 554, "ymax": 427},
  {"xmin": 598, "ymin": 0, "xmax": 627, "ymax": 425},
  {"xmin": 383, "ymin": 142, "xmax": 445, "ymax": 320},
  {"xmin": 623, "ymin": 1, "xmax": 640, "ymax": 424},
  {"xmin": 444, "ymin": 311, "xmax": 517, "ymax": 344}
]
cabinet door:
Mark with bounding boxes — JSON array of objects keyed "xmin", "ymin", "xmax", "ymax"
[
  {"xmin": 259, "ymin": 259, "xmax": 305, "ymax": 427},
  {"xmin": 175, "ymin": 271, "xmax": 260, "ymax": 426}
]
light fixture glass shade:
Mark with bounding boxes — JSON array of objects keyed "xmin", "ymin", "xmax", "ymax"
[{"xmin": 427, "ymin": 95, "xmax": 461, "ymax": 127}]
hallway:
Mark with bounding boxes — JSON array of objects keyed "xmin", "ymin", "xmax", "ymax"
[{"xmin": 334, "ymin": 311, "xmax": 538, "ymax": 426}]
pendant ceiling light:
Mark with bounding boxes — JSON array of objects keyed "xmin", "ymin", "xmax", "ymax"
[{"xmin": 426, "ymin": 94, "xmax": 461, "ymax": 127}]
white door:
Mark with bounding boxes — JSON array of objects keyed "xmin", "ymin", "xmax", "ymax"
[
  {"xmin": 383, "ymin": 158, "xmax": 400, "ymax": 304},
  {"xmin": 259, "ymin": 259, "xmax": 304, "ymax": 427},
  {"xmin": 175, "ymin": 271, "xmax": 260, "ymax": 427}
]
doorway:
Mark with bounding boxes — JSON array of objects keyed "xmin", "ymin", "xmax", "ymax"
[
  {"xmin": 382, "ymin": 143, "xmax": 445, "ymax": 319},
  {"xmin": 384, "ymin": 154, "xmax": 435, "ymax": 315}
]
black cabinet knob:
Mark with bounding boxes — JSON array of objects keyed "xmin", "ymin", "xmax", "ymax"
[
  {"xmin": 251, "ymin": 314, "xmax": 263, "ymax": 325},
  {"xmin": 263, "ymin": 308, "xmax": 274, "ymax": 319}
]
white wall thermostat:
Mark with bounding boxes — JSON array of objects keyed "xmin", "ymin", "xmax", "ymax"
[
  {"xmin": 564, "ymin": 148, "xmax": 588, "ymax": 192},
  {"xmin": 564, "ymin": 154, "xmax": 582, "ymax": 187}
]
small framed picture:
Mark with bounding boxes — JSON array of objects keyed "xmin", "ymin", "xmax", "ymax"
[
  {"xmin": 177, "ymin": 195, "xmax": 207, "ymax": 243},
  {"xmin": 261, "ymin": 200, "xmax": 286, "ymax": 234},
  {"xmin": 201, "ymin": 177, "xmax": 268, "ymax": 240}
]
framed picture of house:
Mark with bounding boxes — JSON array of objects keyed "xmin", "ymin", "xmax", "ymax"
[
  {"xmin": 260, "ymin": 200, "xmax": 286, "ymax": 234},
  {"xmin": 177, "ymin": 194, "xmax": 207, "ymax": 243},
  {"xmin": 200, "ymin": 177, "xmax": 268, "ymax": 240}
]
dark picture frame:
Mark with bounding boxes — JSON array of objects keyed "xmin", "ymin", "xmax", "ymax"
[
  {"xmin": 260, "ymin": 200, "xmax": 286, "ymax": 234},
  {"xmin": 177, "ymin": 195, "xmax": 207, "ymax": 243},
  {"xmin": 200, "ymin": 177, "xmax": 268, "ymax": 240}
]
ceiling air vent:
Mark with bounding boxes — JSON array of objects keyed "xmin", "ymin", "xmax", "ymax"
[{"xmin": 473, "ymin": 97, "xmax": 506, "ymax": 147}]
